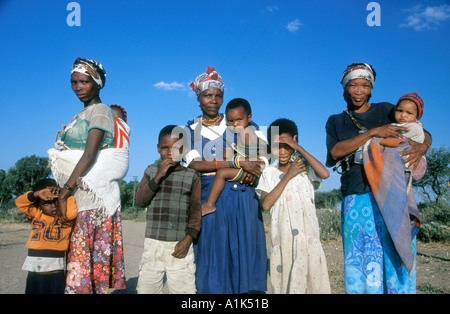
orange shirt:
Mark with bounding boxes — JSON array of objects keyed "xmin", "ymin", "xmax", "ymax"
[{"xmin": 15, "ymin": 192, "xmax": 78, "ymax": 252}]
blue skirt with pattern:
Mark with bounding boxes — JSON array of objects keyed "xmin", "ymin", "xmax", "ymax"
[
  {"xmin": 194, "ymin": 176, "xmax": 267, "ymax": 294},
  {"xmin": 341, "ymin": 193, "xmax": 416, "ymax": 294}
]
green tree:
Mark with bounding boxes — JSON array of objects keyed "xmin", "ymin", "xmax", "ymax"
[
  {"xmin": 119, "ymin": 179, "xmax": 138, "ymax": 209},
  {"xmin": 315, "ymin": 188, "xmax": 342, "ymax": 209},
  {"xmin": 1, "ymin": 155, "xmax": 51, "ymax": 203},
  {"xmin": 413, "ymin": 147, "xmax": 450, "ymax": 203},
  {"xmin": 0, "ymin": 169, "xmax": 8, "ymax": 207}
]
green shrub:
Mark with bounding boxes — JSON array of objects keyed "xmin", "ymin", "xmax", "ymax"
[
  {"xmin": 317, "ymin": 208, "xmax": 341, "ymax": 241},
  {"xmin": 417, "ymin": 201, "xmax": 450, "ymax": 242},
  {"xmin": 0, "ymin": 206, "xmax": 28, "ymax": 223},
  {"xmin": 121, "ymin": 206, "xmax": 146, "ymax": 221}
]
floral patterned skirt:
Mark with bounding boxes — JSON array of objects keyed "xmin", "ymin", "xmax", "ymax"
[{"xmin": 65, "ymin": 209, "xmax": 126, "ymax": 294}]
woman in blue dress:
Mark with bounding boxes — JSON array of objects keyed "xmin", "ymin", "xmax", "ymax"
[
  {"xmin": 184, "ymin": 67, "xmax": 267, "ymax": 294},
  {"xmin": 325, "ymin": 63, "xmax": 431, "ymax": 293}
]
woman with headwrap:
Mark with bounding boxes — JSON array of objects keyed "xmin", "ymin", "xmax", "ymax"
[
  {"xmin": 48, "ymin": 58, "xmax": 128, "ymax": 294},
  {"xmin": 325, "ymin": 63, "xmax": 431, "ymax": 294},
  {"xmin": 184, "ymin": 67, "xmax": 267, "ymax": 294}
]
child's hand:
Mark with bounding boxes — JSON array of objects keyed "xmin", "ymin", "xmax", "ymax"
[
  {"xmin": 172, "ymin": 236, "xmax": 193, "ymax": 259},
  {"xmin": 35, "ymin": 187, "xmax": 60, "ymax": 201},
  {"xmin": 276, "ymin": 134, "xmax": 298, "ymax": 149},
  {"xmin": 285, "ymin": 157, "xmax": 307, "ymax": 180},
  {"xmin": 155, "ymin": 158, "xmax": 177, "ymax": 183}
]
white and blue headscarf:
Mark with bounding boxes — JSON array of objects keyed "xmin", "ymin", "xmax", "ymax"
[{"xmin": 71, "ymin": 58, "xmax": 106, "ymax": 89}]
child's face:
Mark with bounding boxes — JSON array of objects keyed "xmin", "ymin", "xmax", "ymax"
[
  {"xmin": 39, "ymin": 199, "xmax": 58, "ymax": 217},
  {"xmin": 157, "ymin": 135, "xmax": 185, "ymax": 162},
  {"xmin": 226, "ymin": 106, "xmax": 252, "ymax": 134},
  {"xmin": 270, "ymin": 133, "xmax": 295, "ymax": 166},
  {"xmin": 395, "ymin": 100, "xmax": 418, "ymax": 123},
  {"xmin": 112, "ymin": 107, "xmax": 126, "ymax": 122}
]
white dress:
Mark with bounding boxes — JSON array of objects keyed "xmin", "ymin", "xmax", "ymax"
[{"xmin": 256, "ymin": 165, "xmax": 331, "ymax": 294}]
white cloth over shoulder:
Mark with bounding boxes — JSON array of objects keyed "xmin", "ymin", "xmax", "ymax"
[
  {"xmin": 392, "ymin": 121, "xmax": 424, "ymax": 143},
  {"xmin": 48, "ymin": 148, "xmax": 129, "ymax": 217}
]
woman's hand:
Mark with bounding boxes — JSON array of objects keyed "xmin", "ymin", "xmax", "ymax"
[
  {"xmin": 369, "ymin": 124, "xmax": 406, "ymax": 139},
  {"xmin": 239, "ymin": 171, "xmax": 258, "ymax": 186},
  {"xmin": 401, "ymin": 138, "xmax": 428, "ymax": 170},
  {"xmin": 239, "ymin": 159, "xmax": 265, "ymax": 186},
  {"xmin": 55, "ymin": 187, "xmax": 71, "ymax": 224},
  {"xmin": 330, "ymin": 124, "xmax": 408, "ymax": 160},
  {"xmin": 240, "ymin": 160, "xmax": 263, "ymax": 177}
]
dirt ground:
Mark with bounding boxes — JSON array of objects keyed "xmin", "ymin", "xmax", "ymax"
[{"xmin": 1, "ymin": 220, "xmax": 448, "ymax": 294}]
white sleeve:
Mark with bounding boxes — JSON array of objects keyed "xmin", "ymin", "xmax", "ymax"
[
  {"xmin": 255, "ymin": 168, "xmax": 272, "ymax": 198},
  {"xmin": 181, "ymin": 149, "xmax": 201, "ymax": 167}
]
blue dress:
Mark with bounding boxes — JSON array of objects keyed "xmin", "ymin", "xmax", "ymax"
[{"xmin": 186, "ymin": 116, "xmax": 267, "ymax": 294}]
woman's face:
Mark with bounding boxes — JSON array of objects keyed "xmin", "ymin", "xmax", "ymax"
[
  {"xmin": 346, "ymin": 78, "xmax": 372, "ymax": 108},
  {"xmin": 198, "ymin": 88, "xmax": 224, "ymax": 118},
  {"xmin": 71, "ymin": 72, "xmax": 99, "ymax": 103}
]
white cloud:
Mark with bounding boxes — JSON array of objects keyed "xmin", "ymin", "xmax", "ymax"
[
  {"xmin": 401, "ymin": 4, "xmax": 450, "ymax": 31},
  {"xmin": 286, "ymin": 19, "xmax": 302, "ymax": 32},
  {"xmin": 153, "ymin": 81, "xmax": 186, "ymax": 91},
  {"xmin": 267, "ymin": 6, "xmax": 278, "ymax": 12}
]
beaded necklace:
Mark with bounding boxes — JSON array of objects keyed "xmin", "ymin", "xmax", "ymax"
[{"xmin": 201, "ymin": 114, "xmax": 222, "ymax": 126}]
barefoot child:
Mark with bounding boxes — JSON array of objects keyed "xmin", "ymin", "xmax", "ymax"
[
  {"xmin": 135, "ymin": 125, "xmax": 201, "ymax": 294},
  {"xmin": 256, "ymin": 118, "xmax": 331, "ymax": 294},
  {"xmin": 15, "ymin": 179, "xmax": 77, "ymax": 294},
  {"xmin": 201, "ymin": 98, "xmax": 268, "ymax": 215}
]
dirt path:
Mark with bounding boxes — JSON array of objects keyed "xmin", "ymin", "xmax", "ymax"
[
  {"xmin": 1, "ymin": 220, "xmax": 448, "ymax": 294},
  {"xmin": 0, "ymin": 220, "xmax": 146, "ymax": 294}
]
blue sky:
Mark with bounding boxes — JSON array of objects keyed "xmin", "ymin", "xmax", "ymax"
[{"xmin": 1, "ymin": 0, "xmax": 449, "ymax": 192}]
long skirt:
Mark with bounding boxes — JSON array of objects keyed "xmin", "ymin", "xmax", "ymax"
[
  {"xmin": 194, "ymin": 176, "xmax": 267, "ymax": 294},
  {"xmin": 341, "ymin": 193, "xmax": 416, "ymax": 294},
  {"xmin": 65, "ymin": 209, "xmax": 126, "ymax": 294}
]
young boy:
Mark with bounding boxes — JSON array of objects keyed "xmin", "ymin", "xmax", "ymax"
[
  {"xmin": 392, "ymin": 92, "xmax": 427, "ymax": 181},
  {"xmin": 135, "ymin": 125, "xmax": 201, "ymax": 294},
  {"xmin": 201, "ymin": 98, "xmax": 269, "ymax": 215},
  {"xmin": 256, "ymin": 118, "xmax": 331, "ymax": 294},
  {"xmin": 15, "ymin": 179, "xmax": 77, "ymax": 294}
]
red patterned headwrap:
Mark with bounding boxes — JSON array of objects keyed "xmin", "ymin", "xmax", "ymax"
[{"xmin": 190, "ymin": 66, "xmax": 224, "ymax": 97}]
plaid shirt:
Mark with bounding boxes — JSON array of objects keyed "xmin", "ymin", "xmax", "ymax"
[{"xmin": 136, "ymin": 164, "xmax": 201, "ymax": 242}]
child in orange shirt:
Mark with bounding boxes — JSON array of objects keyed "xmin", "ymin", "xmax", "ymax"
[{"xmin": 15, "ymin": 179, "xmax": 77, "ymax": 294}]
